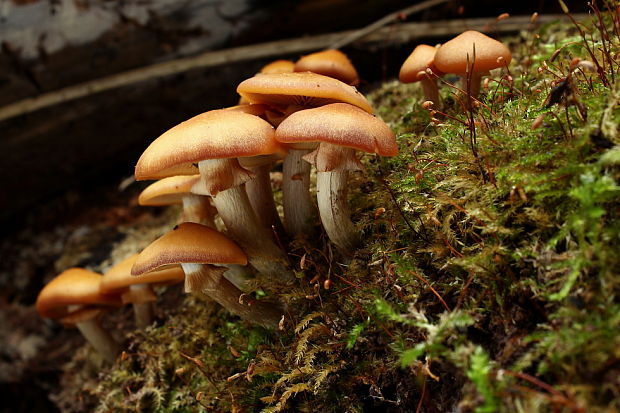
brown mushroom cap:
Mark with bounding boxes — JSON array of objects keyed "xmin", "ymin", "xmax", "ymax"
[
  {"xmin": 222, "ymin": 104, "xmax": 271, "ymax": 117},
  {"xmin": 135, "ymin": 109, "xmax": 285, "ymax": 181},
  {"xmin": 138, "ymin": 175, "xmax": 202, "ymax": 206},
  {"xmin": 100, "ymin": 254, "xmax": 185, "ymax": 292},
  {"xmin": 36, "ymin": 268, "xmax": 122, "ymax": 320},
  {"xmin": 260, "ymin": 59, "xmax": 295, "ymax": 74},
  {"xmin": 434, "ymin": 30, "xmax": 512, "ymax": 74},
  {"xmin": 294, "ymin": 49, "xmax": 359, "ymax": 86},
  {"xmin": 59, "ymin": 307, "xmax": 105, "ymax": 325},
  {"xmin": 239, "ymin": 62, "xmax": 296, "ymax": 103},
  {"xmin": 132, "ymin": 222, "xmax": 248, "ymax": 275},
  {"xmin": 236, "ymin": 72, "xmax": 373, "ymax": 114},
  {"xmin": 220, "ymin": 105, "xmax": 287, "ymax": 167},
  {"xmin": 275, "ymin": 103, "xmax": 397, "ymax": 156},
  {"xmin": 399, "ymin": 44, "xmax": 444, "ymax": 83}
]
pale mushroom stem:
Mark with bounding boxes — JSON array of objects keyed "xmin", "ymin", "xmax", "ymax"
[
  {"xmin": 282, "ymin": 148, "xmax": 315, "ymax": 236},
  {"xmin": 182, "ymin": 194, "xmax": 216, "ymax": 228},
  {"xmin": 181, "ymin": 263, "xmax": 281, "ymax": 328},
  {"xmin": 133, "ymin": 302, "xmax": 154, "ymax": 329},
  {"xmin": 129, "ymin": 284, "xmax": 155, "ymax": 329},
  {"xmin": 197, "ymin": 158, "xmax": 293, "ymax": 281},
  {"xmin": 212, "ymin": 186, "xmax": 292, "ymax": 279},
  {"xmin": 316, "ymin": 170, "xmax": 359, "ymax": 255},
  {"xmin": 75, "ymin": 318, "xmax": 120, "ymax": 363},
  {"xmin": 245, "ymin": 163, "xmax": 285, "ymax": 235},
  {"xmin": 306, "ymin": 143, "xmax": 363, "ymax": 255}
]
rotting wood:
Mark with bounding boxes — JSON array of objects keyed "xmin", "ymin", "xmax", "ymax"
[
  {"xmin": 328, "ymin": 0, "xmax": 452, "ymax": 50},
  {"xmin": 0, "ymin": 14, "xmax": 583, "ymax": 122}
]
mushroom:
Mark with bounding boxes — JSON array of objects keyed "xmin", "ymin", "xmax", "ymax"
[
  {"xmin": 135, "ymin": 109, "xmax": 292, "ymax": 281},
  {"xmin": 138, "ymin": 175, "xmax": 217, "ymax": 228},
  {"xmin": 275, "ymin": 103, "xmax": 397, "ymax": 255},
  {"xmin": 237, "ymin": 72, "xmax": 373, "ymax": 114},
  {"xmin": 100, "ymin": 254, "xmax": 184, "ymax": 329},
  {"xmin": 222, "ymin": 104, "xmax": 286, "ymax": 235},
  {"xmin": 237, "ymin": 72, "xmax": 374, "ymax": 237},
  {"xmin": 260, "ymin": 59, "xmax": 296, "ymax": 74},
  {"xmin": 294, "ymin": 49, "xmax": 360, "ymax": 86},
  {"xmin": 399, "ymin": 44, "xmax": 445, "ymax": 106},
  {"xmin": 132, "ymin": 222, "xmax": 282, "ymax": 328},
  {"xmin": 434, "ymin": 30, "xmax": 512, "ymax": 98},
  {"xmin": 36, "ymin": 268, "xmax": 122, "ymax": 363},
  {"xmin": 239, "ymin": 60, "xmax": 295, "ymax": 104}
]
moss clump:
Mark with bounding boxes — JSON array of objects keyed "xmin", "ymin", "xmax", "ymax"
[{"xmin": 69, "ymin": 9, "xmax": 620, "ymax": 413}]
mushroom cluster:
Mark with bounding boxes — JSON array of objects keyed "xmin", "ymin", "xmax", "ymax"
[
  {"xmin": 35, "ymin": 48, "xmax": 398, "ymax": 364},
  {"xmin": 399, "ymin": 30, "xmax": 512, "ymax": 100}
]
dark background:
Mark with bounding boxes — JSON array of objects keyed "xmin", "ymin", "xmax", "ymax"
[{"xmin": 0, "ymin": 0, "xmax": 588, "ymax": 231}]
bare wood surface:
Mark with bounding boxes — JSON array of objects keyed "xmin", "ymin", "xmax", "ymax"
[
  {"xmin": 328, "ymin": 0, "xmax": 452, "ymax": 50},
  {"xmin": 0, "ymin": 14, "xmax": 583, "ymax": 122}
]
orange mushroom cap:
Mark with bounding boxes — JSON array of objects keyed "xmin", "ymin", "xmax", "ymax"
[
  {"xmin": 101, "ymin": 254, "xmax": 185, "ymax": 305},
  {"xmin": 260, "ymin": 59, "xmax": 295, "ymax": 74},
  {"xmin": 135, "ymin": 109, "xmax": 285, "ymax": 181},
  {"xmin": 59, "ymin": 306, "xmax": 105, "ymax": 325},
  {"xmin": 131, "ymin": 222, "xmax": 248, "ymax": 275},
  {"xmin": 294, "ymin": 49, "xmax": 359, "ymax": 86},
  {"xmin": 101, "ymin": 254, "xmax": 185, "ymax": 292},
  {"xmin": 275, "ymin": 103, "xmax": 397, "ymax": 157},
  {"xmin": 434, "ymin": 30, "xmax": 512, "ymax": 74},
  {"xmin": 236, "ymin": 72, "xmax": 373, "ymax": 114},
  {"xmin": 399, "ymin": 44, "xmax": 444, "ymax": 83},
  {"xmin": 138, "ymin": 175, "xmax": 202, "ymax": 206},
  {"xmin": 36, "ymin": 268, "xmax": 122, "ymax": 320}
]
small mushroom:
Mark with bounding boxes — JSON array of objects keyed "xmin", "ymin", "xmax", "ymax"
[
  {"xmin": 237, "ymin": 72, "xmax": 374, "ymax": 237},
  {"xmin": 399, "ymin": 44, "xmax": 444, "ymax": 106},
  {"xmin": 135, "ymin": 109, "xmax": 292, "ymax": 281},
  {"xmin": 259, "ymin": 59, "xmax": 296, "ymax": 74},
  {"xmin": 100, "ymin": 254, "xmax": 184, "ymax": 329},
  {"xmin": 434, "ymin": 30, "xmax": 512, "ymax": 98},
  {"xmin": 36, "ymin": 268, "xmax": 122, "ymax": 363},
  {"xmin": 131, "ymin": 222, "xmax": 282, "ymax": 328},
  {"xmin": 138, "ymin": 175, "xmax": 217, "ymax": 228},
  {"xmin": 294, "ymin": 49, "xmax": 360, "ymax": 86},
  {"xmin": 275, "ymin": 103, "xmax": 397, "ymax": 255},
  {"xmin": 237, "ymin": 72, "xmax": 373, "ymax": 114},
  {"xmin": 239, "ymin": 61, "xmax": 295, "ymax": 104}
]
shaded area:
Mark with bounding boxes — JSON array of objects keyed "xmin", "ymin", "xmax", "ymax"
[{"xmin": 0, "ymin": 0, "xmax": 588, "ymax": 227}]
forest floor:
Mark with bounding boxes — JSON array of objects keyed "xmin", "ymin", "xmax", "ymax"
[{"xmin": 1, "ymin": 7, "xmax": 619, "ymax": 413}]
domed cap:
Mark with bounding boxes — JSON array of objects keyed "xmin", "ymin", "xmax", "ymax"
[
  {"xmin": 135, "ymin": 110, "xmax": 285, "ymax": 181},
  {"xmin": 237, "ymin": 72, "xmax": 373, "ymax": 114},
  {"xmin": 399, "ymin": 44, "xmax": 444, "ymax": 83},
  {"xmin": 101, "ymin": 254, "xmax": 185, "ymax": 292},
  {"xmin": 36, "ymin": 268, "xmax": 122, "ymax": 320},
  {"xmin": 275, "ymin": 103, "xmax": 397, "ymax": 156},
  {"xmin": 131, "ymin": 222, "xmax": 248, "ymax": 275},
  {"xmin": 138, "ymin": 175, "xmax": 202, "ymax": 206},
  {"xmin": 260, "ymin": 59, "xmax": 295, "ymax": 74},
  {"xmin": 101, "ymin": 254, "xmax": 185, "ymax": 304},
  {"xmin": 238, "ymin": 61, "xmax": 295, "ymax": 103},
  {"xmin": 294, "ymin": 49, "xmax": 359, "ymax": 86},
  {"xmin": 434, "ymin": 31, "xmax": 511, "ymax": 74}
]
